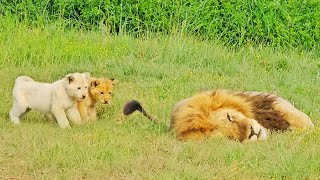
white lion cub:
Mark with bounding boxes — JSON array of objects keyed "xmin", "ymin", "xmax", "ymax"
[{"xmin": 9, "ymin": 72, "xmax": 90, "ymax": 128}]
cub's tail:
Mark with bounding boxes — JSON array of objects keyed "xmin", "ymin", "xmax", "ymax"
[{"xmin": 123, "ymin": 100, "xmax": 157, "ymax": 122}]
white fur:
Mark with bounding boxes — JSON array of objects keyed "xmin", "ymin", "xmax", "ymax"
[{"xmin": 9, "ymin": 72, "xmax": 90, "ymax": 128}]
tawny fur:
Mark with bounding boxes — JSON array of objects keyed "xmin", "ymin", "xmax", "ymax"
[
  {"xmin": 124, "ymin": 89, "xmax": 314, "ymax": 142},
  {"xmin": 77, "ymin": 77, "xmax": 118, "ymax": 122},
  {"xmin": 10, "ymin": 72, "xmax": 90, "ymax": 128}
]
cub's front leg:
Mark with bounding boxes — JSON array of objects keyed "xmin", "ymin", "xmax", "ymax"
[
  {"xmin": 66, "ymin": 105, "xmax": 82, "ymax": 125},
  {"xmin": 51, "ymin": 107, "xmax": 70, "ymax": 128},
  {"xmin": 88, "ymin": 106, "xmax": 97, "ymax": 121},
  {"xmin": 78, "ymin": 101, "xmax": 90, "ymax": 122}
]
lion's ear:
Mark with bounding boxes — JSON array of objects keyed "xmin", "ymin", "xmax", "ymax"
[
  {"xmin": 110, "ymin": 79, "xmax": 118, "ymax": 85},
  {"xmin": 91, "ymin": 79, "xmax": 100, "ymax": 87},
  {"xmin": 65, "ymin": 74, "xmax": 74, "ymax": 84}
]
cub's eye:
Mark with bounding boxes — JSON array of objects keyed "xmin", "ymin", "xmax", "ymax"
[
  {"xmin": 109, "ymin": 92, "xmax": 112, "ymax": 95},
  {"xmin": 77, "ymin": 87, "xmax": 81, "ymax": 90},
  {"xmin": 85, "ymin": 86, "xmax": 88, "ymax": 89},
  {"xmin": 100, "ymin": 92, "xmax": 104, "ymax": 95}
]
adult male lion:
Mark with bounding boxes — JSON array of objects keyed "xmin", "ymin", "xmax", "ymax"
[{"xmin": 123, "ymin": 89, "xmax": 314, "ymax": 142}]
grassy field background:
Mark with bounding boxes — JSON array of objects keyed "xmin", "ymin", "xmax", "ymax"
[
  {"xmin": 1, "ymin": 0, "xmax": 319, "ymax": 50},
  {"xmin": 0, "ymin": 18, "xmax": 320, "ymax": 179}
]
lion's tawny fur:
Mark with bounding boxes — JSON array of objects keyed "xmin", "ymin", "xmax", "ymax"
[
  {"xmin": 170, "ymin": 90, "xmax": 313, "ymax": 141},
  {"xmin": 123, "ymin": 89, "xmax": 313, "ymax": 141}
]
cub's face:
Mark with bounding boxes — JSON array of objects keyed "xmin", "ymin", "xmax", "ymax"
[
  {"xmin": 209, "ymin": 109, "xmax": 267, "ymax": 142},
  {"xmin": 65, "ymin": 72, "xmax": 90, "ymax": 100},
  {"xmin": 89, "ymin": 78, "xmax": 118, "ymax": 104}
]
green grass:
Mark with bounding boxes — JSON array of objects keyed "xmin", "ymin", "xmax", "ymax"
[{"xmin": 0, "ymin": 19, "xmax": 320, "ymax": 179}]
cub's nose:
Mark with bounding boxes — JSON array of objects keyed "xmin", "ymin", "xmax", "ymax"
[{"xmin": 82, "ymin": 95, "xmax": 86, "ymax": 99}]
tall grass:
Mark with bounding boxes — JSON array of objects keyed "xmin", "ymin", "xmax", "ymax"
[
  {"xmin": 0, "ymin": 17, "xmax": 320, "ymax": 179},
  {"xmin": 1, "ymin": 0, "xmax": 319, "ymax": 50}
]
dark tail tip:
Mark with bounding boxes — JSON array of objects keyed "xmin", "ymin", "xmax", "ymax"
[
  {"xmin": 123, "ymin": 100, "xmax": 143, "ymax": 115},
  {"xmin": 123, "ymin": 100, "xmax": 157, "ymax": 121}
]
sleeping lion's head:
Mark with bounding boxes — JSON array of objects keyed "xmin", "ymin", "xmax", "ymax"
[
  {"xmin": 207, "ymin": 108, "xmax": 268, "ymax": 142},
  {"xmin": 170, "ymin": 91, "xmax": 269, "ymax": 142},
  {"xmin": 173, "ymin": 107, "xmax": 268, "ymax": 142},
  {"xmin": 89, "ymin": 78, "xmax": 118, "ymax": 104}
]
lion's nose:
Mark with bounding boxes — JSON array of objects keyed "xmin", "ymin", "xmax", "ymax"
[
  {"xmin": 248, "ymin": 126, "xmax": 262, "ymax": 140},
  {"xmin": 82, "ymin": 95, "xmax": 86, "ymax": 99},
  {"xmin": 249, "ymin": 126, "xmax": 260, "ymax": 139}
]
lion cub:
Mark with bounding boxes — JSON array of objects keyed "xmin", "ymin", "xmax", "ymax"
[
  {"xmin": 77, "ymin": 77, "xmax": 118, "ymax": 122},
  {"xmin": 9, "ymin": 72, "xmax": 90, "ymax": 128}
]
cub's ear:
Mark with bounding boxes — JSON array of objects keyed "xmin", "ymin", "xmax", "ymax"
[
  {"xmin": 83, "ymin": 72, "xmax": 90, "ymax": 79},
  {"xmin": 110, "ymin": 78, "xmax": 119, "ymax": 85},
  {"xmin": 91, "ymin": 79, "xmax": 100, "ymax": 87},
  {"xmin": 65, "ymin": 74, "xmax": 74, "ymax": 84}
]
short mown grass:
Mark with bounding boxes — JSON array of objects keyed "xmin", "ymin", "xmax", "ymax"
[{"xmin": 0, "ymin": 19, "xmax": 320, "ymax": 179}]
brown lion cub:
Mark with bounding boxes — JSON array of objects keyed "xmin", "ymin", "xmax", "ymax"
[{"xmin": 77, "ymin": 77, "xmax": 118, "ymax": 122}]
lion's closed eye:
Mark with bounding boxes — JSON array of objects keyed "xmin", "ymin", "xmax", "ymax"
[{"xmin": 227, "ymin": 113, "xmax": 233, "ymax": 122}]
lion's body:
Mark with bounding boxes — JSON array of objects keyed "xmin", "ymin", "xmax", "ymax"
[
  {"xmin": 170, "ymin": 90, "xmax": 314, "ymax": 141},
  {"xmin": 123, "ymin": 89, "xmax": 313, "ymax": 142},
  {"xmin": 77, "ymin": 77, "xmax": 117, "ymax": 122}
]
